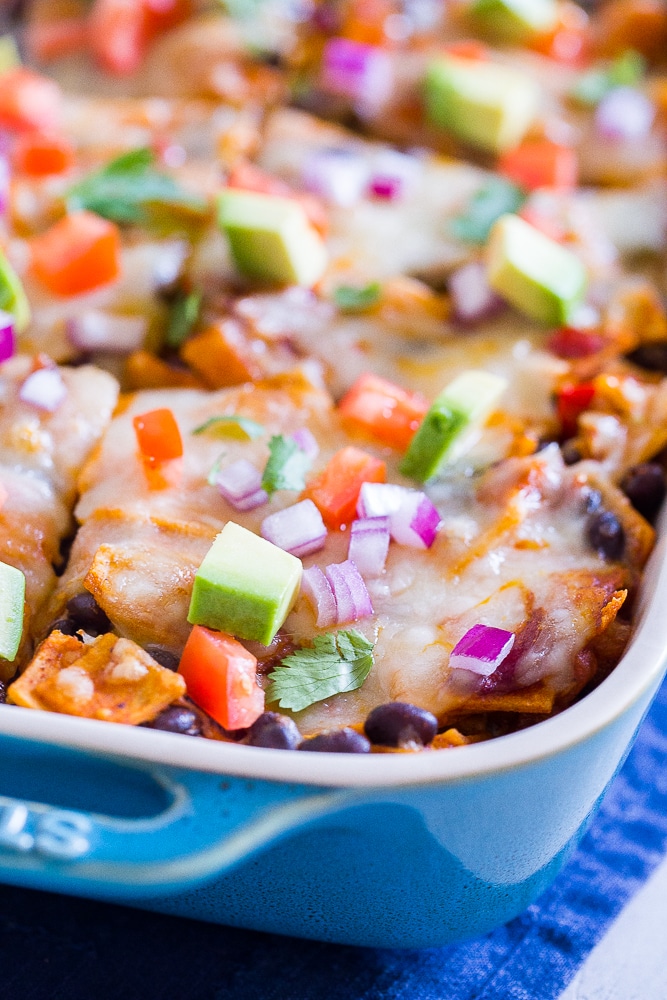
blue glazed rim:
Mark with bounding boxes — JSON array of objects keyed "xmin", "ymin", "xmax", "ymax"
[{"xmin": 0, "ymin": 530, "xmax": 666, "ymax": 790}]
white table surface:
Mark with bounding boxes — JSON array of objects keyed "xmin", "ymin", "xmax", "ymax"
[{"xmin": 560, "ymin": 854, "xmax": 667, "ymax": 1000}]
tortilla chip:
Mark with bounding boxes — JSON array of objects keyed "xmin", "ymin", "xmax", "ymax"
[
  {"xmin": 8, "ymin": 631, "xmax": 185, "ymax": 725},
  {"xmin": 451, "ymin": 683, "xmax": 556, "ymax": 716}
]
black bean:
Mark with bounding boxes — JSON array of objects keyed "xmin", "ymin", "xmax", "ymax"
[
  {"xmin": 561, "ymin": 440, "xmax": 582, "ymax": 466},
  {"xmin": 55, "ymin": 533, "xmax": 75, "ymax": 576},
  {"xmin": 66, "ymin": 592, "xmax": 111, "ymax": 633},
  {"xmin": 0, "ymin": 680, "xmax": 6, "ymax": 704},
  {"xmin": 620, "ymin": 463, "xmax": 666, "ymax": 524},
  {"xmin": 627, "ymin": 342, "xmax": 667, "ymax": 374},
  {"xmin": 144, "ymin": 645, "xmax": 180, "ymax": 672},
  {"xmin": 587, "ymin": 510, "xmax": 625, "ymax": 560},
  {"xmin": 145, "ymin": 706, "xmax": 202, "ymax": 737},
  {"xmin": 535, "ymin": 437, "xmax": 557, "ymax": 453},
  {"xmin": 364, "ymin": 702, "xmax": 438, "ymax": 748},
  {"xmin": 49, "ymin": 618, "xmax": 80, "ymax": 638},
  {"xmin": 258, "ymin": 51, "xmax": 282, "ymax": 68},
  {"xmin": 245, "ymin": 712, "xmax": 301, "ymax": 750},
  {"xmin": 298, "ymin": 728, "xmax": 371, "ymax": 754}
]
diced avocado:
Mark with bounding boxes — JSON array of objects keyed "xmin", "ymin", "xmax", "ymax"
[
  {"xmin": 0, "ymin": 250, "xmax": 30, "ymax": 334},
  {"xmin": 0, "ymin": 35, "xmax": 20, "ymax": 76},
  {"xmin": 486, "ymin": 213, "xmax": 587, "ymax": 326},
  {"xmin": 469, "ymin": 0, "xmax": 558, "ymax": 45},
  {"xmin": 217, "ymin": 190, "xmax": 328, "ymax": 287},
  {"xmin": 0, "ymin": 561, "xmax": 25, "ymax": 662},
  {"xmin": 424, "ymin": 56, "xmax": 540, "ymax": 153},
  {"xmin": 400, "ymin": 370, "xmax": 508, "ymax": 482},
  {"xmin": 188, "ymin": 521, "xmax": 303, "ymax": 645}
]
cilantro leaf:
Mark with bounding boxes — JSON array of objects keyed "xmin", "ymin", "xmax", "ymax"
[
  {"xmin": 333, "ymin": 282, "xmax": 383, "ymax": 313},
  {"xmin": 449, "ymin": 178, "xmax": 525, "ymax": 245},
  {"xmin": 571, "ymin": 49, "xmax": 645, "ymax": 106},
  {"xmin": 261, "ymin": 434, "xmax": 312, "ymax": 495},
  {"xmin": 165, "ymin": 290, "xmax": 202, "ymax": 348},
  {"xmin": 266, "ymin": 629, "xmax": 375, "ymax": 712},
  {"xmin": 66, "ymin": 148, "xmax": 208, "ymax": 226},
  {"xmin": 193, "ymin": 415, "xmax": 265, "ymax": 439}
]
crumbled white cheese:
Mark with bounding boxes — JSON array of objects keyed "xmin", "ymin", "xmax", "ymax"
[{"xmin": 55, "ymin": 667, "xmax": 94, "ymax": 703}]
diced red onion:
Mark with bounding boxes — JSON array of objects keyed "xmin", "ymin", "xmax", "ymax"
[
  {"xmin": 215, "ymin": 459, "xmax": 268, "ymax": 511},
  {"xmin": 0, "ymin": 155, "xmax": 9, "ymax": 217},
  {"xmin": 66, "ymin": 311, "xmax": 148, "ymax": 354},
  {"xmin": 301, "ymin": 565, "xmax": 337, "ymax": 628},
  {"xmin": 261, "ymin": 498, "xmax": 327, "ymax": 557},
  {"xmin": 325, "ymin": 559, "xmax": 373, "ymax": 623},
  {"xmin": 403, "ymin": 0, "xmax": 442, "ymax": 32},
  {"xmin": 161, "ymin": 144, "xmax": 187, "ymax": 169},
  {"xmin": 546, "ymin": 325, "xmax": 604, "ymax": 359},
  {"xmin": 301, "ymin": 147, "xmax": 370, "ymax": 207},
  {"xmin": 290, "ymin": 427, "xmax": 319, "ymax": 461},
  {"xmin": 567, "ymin": 303, "xmax": 600, "ymax": 331},
  {"xmin": 369, "ymin": 176, "xmax": 401, "ymax": 200},
  {"xmin": 595, "ymin": 87, "xmax": 655, "ymax": 142},
  {"xmin": 449, "ymin": 624, "xmax": 515, "ymax": 677},
  {"xmin": 449, "ymin": 262, "xmax": 506, "ymax": 326},
  {"xmin": 368, "ymin": 149, "xmax": 419, "ymax": 201},
  {"xmin": 0, "ymin": 311, "xmax": 15, "ymax": 364},
  {"xmin": 356, "ymin": 481, "xmax": 408, "ymax": 518},
  {"xmin": 357, "ymin": 482, "xmax": 442, "ymax": 548},
  {"xmin": 348, "ymin": 516, "xmax": 390, "ymax": 577},
  {"xmin": 320, "ymin": 38, "xmax": 392, "ymax": 109},
  {"xmin": 389, "ymin": 491, "xmax": 442, "ymax": 549},
  {"xmin": 19, "ymin": 367, "xmax": 67, "ymax": 412}
]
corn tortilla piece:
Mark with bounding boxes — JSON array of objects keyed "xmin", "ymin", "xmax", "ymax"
[
  {"xmin": 431, "ymin": 728, "xmax": 474, "ymax": 749},
  {"xmin": 8, "ymin": 631, "xmax": 185, "ymax": 725},
  {"xmin": 36, "ymin": 511, "xmax": 216, "ymax": 652},
  {"xmin": 451, "ymin": 681, "xmax": 556, "ymax": 716},
  {"xmin": 585, "ymin": 475, "xmax": 656, "ymax": 570}
]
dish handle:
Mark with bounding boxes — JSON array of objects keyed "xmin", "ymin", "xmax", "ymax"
[{"xmin": 0, "ymin": 742, "xmax": 344, "ymax": 899}]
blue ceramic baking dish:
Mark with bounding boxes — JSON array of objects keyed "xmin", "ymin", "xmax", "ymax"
[{"xmin": 0, "ymin": 529, "xmax": 665, "ymax": 949}]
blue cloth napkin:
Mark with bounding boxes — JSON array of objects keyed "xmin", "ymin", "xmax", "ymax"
[{"xmin": 1, "ymin": 676, "xmax": 666, "ymax": 1000}]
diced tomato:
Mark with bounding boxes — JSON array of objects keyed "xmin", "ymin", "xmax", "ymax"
[
  {"xmin": 25, "ymin": 16, "xmax": 89, "ymax": 63},
  {"xmin": 530, "ymin": 1, "xmax": 589, "ymax": 65},
  {"xmin": 30, "ymin": 211, "xmax": 121, "ymax": 297},
  {"xmin": 0, "ymin": 68, "xmax": 62, "ymax": 134},
  {"xmin": 178, "ymin": 626, "xmax": 264, "ymax": 730},
  {"xmin": 556, "ymin": 382, "xmax": 596, "ymax": 438},
  {"xmin": 303, "ymin": 446, "xmax": 386, "ymax": 529},
  {"xmin": 88, "ymin": 0, "xmax": 148, "ymax": 75},
  {"xmin": 227, "ymin": 162, "xmax": 329, "ymax": 238},
  {"xmin": 227, "ymin": 161, "xmax": 293, "ymax": 199},
  {"xmin": 12, "ymin": 134, "xmax": 75, "ymax": 177},
  {"xmin": 339, "ymin": 373, "xmax": 429, "ymax": 451},
  {"xmin": 518, "ymin": 205, "xmax": 567, "ymax": 243},
  {"xmin": 87, "ymin": 0, "xmax": 191, "ymax": 75},
  {"xmin": 443, "ymin": 40, "xmax": 490, "ymax": 61},
  {"xmin": 547, "ymin": 327, "xmax": 605, "ymax": 360},
  {"xmin": 142, "ymin": 0, "xmax": 192, "ymax": 34},
  {"xmin": 133, "ymin": 407, "xmax": 183, "ymax": 465},
  {"xmin": 499, "ymin": 140, "xmax": 578, "ymax": 192}
]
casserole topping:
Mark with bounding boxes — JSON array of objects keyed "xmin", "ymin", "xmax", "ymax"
[{"xmin": 0, "ymin": 0, "xmax": 665, "ymax": 751}]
